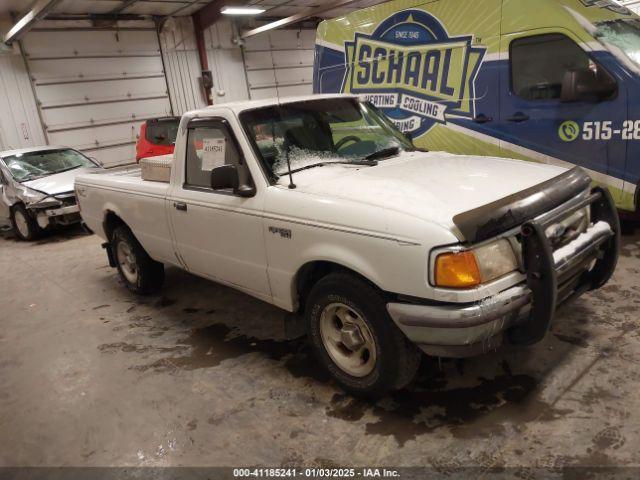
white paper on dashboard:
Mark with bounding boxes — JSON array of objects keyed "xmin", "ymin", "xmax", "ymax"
[{"xmin": 202, "ymin": 138, "xmax": 226, "ymax": 170}]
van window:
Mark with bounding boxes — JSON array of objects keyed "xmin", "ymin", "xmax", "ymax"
[
  {"xmin": 185, "ymin": 123, "xmax": 250, "ymax": 192},
  {"xmin": 595, "ymin": 19, "xmax": 640, "ymax": 70},
  {"xmin": 511, "ymin": 34, "xmax": 593, "ymax": 101}
]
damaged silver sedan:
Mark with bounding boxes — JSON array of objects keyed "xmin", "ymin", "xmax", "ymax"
[{"xmin": 0, "ymin": 147, "xmax": 101, "ymax": 240}]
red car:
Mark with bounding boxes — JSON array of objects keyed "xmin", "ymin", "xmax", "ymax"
[{"xmin": 136, "ymin": 117, "xmax": 180, "ymax": 161}]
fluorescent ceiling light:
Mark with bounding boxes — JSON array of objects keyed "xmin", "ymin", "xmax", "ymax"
[{"xmin": 221, "ymin": 6, "xmax": 266, "ymax": 15}]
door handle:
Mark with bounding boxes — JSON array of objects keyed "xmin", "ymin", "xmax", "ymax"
[
  {"xmin": 174, "ymin": 202, "xmax": 187, "ymax": 211},
  {"xmin": 473, "ymin": 114, "xmax": 493, "ymax": 124},
  {"xmin": 507, "ymin": 112, "xmax": 530, "ymax": 123}
]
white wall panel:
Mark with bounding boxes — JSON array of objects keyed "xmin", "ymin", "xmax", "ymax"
[
  {"xmin": 35, "ymin": 77, "xmax": 168, "ymax": 106},
  {"xmin": 242, "ymin": 28, "xmax": 315, "ymax": 100},
  {"xmin": 160, "ymin": 17, "xmax": 205, "ymax": 115},
  {"xmin": 205, "ymin": 19, "xmax": 250, "ymax": 105},
  {"xmin": 49, "ymin": 122, "xmax": 143, "ymax": 151},
  {"xmin": 27, "ymin": 56, "xmax": 165, "ymax": 83},
  {"xmin": 22, "ymin": 21, "xmax": 172, "ymax": 167},
  {"xmin": 0, "ymin": 44, "xmax": 45, "ymax": 151}
]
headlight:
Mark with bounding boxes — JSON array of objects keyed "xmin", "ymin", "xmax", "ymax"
[
  {"xmin": 434, "ymin": 239, "xmax": 518, "ymax": 289},
  {"xmin": 20, "ymin": 188, "xmax": 62, "ymax": 209},
  {"xmin": 31, "ymin": 198, "xmax": 62, "ymax": 209}
]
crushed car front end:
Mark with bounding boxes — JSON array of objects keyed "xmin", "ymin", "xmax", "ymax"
[
  {"xmin": 25, "ymin": 190, "xmax": 82, "ymax": 229},
  {"xmin": 386, "ymin": 168, "xmax": 620, "ymax": 357}
]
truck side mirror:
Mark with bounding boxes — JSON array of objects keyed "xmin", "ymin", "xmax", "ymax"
[
  {"xmin": 561, "ymin": 67, "xmax": 617, "ymax": 103},
  {"xmin": 210, "ymin": 165, "xmax": 256, "ymax": 198}
]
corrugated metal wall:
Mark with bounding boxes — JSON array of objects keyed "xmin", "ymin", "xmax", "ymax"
[
  {"xmin": 159, "ymin": 17, "xmax": 250, "ymax": 115},
  {"xmin": 0, "ymin": 44, "xmax": 46, "ymax": 151},
  {"xmin": 159, "ymin": 17, "xmax": 314, "ymax": 113},
  {"xmin": 159, "ymin": 17, "xmax": 205, "ymax": 114},
  {"xmin": 205, "ymin": 19, "xmax": 251, "ymax": 104},
  {"xmin": 21, "ymin": 20, "xmax": 173, "ymax": 167}
]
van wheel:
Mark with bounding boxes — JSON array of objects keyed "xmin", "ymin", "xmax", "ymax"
[
  {"xmin": 111, "ymin": 226, "xmax": 164, "ymax": 294},
  {"xmin": 10, "ymin": 204, "xmax": 41, "ymax": 241},
  {"xmin": 305, "ymin": 272, "xmax": 421, "ymax": 397}
]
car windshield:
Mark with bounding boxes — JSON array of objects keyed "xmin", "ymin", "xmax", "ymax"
[
  {"xmin": 595, "ymin": 19, "xmax": 640, "ymax": 71},
  {"xmin": 240, "ymin": 98, "xmax": 415, "ymax": 180},
  {"xmin": 146, "ymin": 118, "xmax": 180, "ymax": 146},
  {"xmin": 2, "ymin": 149, "xmax": 97, "ymax": 182}
]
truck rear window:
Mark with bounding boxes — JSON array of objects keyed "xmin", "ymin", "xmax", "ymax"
[{"xmin": 146, "ymin": 118, "xmax": 180, "ymax": 146}]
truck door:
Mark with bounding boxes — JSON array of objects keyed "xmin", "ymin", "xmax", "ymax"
[
  {"xmin": 498, "ymin": 31, "xmax": 626, "ymax": 202},
  {"xmin": 167, "ymin": 117, "xmax": 271, "ymax": 299}
]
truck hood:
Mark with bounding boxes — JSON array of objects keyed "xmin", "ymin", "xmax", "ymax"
[
  {"xmin": 285, "ymin": 151, "xmax": 567, "ymax": 229},
  {"xmin": 22, "ymin": 167, "xmax": 99, "ymax": 196}
]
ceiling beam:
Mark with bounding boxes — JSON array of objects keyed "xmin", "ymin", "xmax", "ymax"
[
  {"xmin": 111, "ymin": 0, "xmax": 140, "ymax": 14},
  {"xmin": 4, "ymin": 0, "xmax": 62, "ymax": 44},
  {"xmin": 167, "ymin": 0, "xmax": 201, "ymax": 17},
  {"xmin": 191, "ymin": 0, "xmax": 227, "ymax": 31},
  {"xmin": 241, "ymin": 0, "xmax": 360, "ymax": 39}
]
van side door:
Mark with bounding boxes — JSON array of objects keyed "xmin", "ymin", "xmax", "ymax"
[
  {"xmin": 498, "ymin": 31, "xmax": 626, "ymax": 202},
  {"xmin": 166, "ymin": 115, "xmax": 271, "ymax": 301}
]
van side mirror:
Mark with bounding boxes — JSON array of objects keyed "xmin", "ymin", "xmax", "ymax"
[
  {"xmin": 561, "ymin": 67, "xmax": 617, "ymax": 103},
  {"xmin": 210, "ymin": 165, "xmax": 256, "ymax": 198},
  {"xmin": 404, "ymin": 131, "xmax": 414, "ymax": 144}
]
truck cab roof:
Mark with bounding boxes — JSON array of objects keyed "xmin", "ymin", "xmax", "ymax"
[{"xmin": 192, "ymin": 93, "xmax": 359, "ymax": 117}]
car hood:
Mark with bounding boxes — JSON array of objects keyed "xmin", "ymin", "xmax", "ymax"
[
  {"xmin": 284, "ymin": 151, "xmax": 568, "ymax": 229},
  {"xmin": 21, "ymin": 167, "xmax": 100, "ymax": 196}
]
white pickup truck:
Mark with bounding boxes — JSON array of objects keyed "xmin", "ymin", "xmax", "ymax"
[{"xmin": 76, "ymin": 94, "xmax": 620, "ymax": 396}]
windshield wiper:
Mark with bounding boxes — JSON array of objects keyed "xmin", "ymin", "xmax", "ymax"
[
  {"xmin": 405, "ymin": 146, "xmax": 429, "ymax": 153},
  {"xmin": 287, "ymin": 160, "xmax": 378, "ymax": 175},
  {"xmin": 54, "ymin": 165, "xmax": 83, "ymax": 174},
  {"xmin": 20, "ymin": 174, "xmax": 48, "ymax": 183},
  {"xmin": 365, "ymin": 146, "xmax": 401, "ymax": 161}
]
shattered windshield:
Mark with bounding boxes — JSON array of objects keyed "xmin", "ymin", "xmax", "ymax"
[
  {"xmin": 595, "ymin": 19, "xmax": 640, "ymax": 70},
  {"xmin": 240, "ymin": 98, "xmax": 414, "ymax": 180},
  {"xmin": 2, "ymin": 149, "xmax": 97, "ymax": 182}
]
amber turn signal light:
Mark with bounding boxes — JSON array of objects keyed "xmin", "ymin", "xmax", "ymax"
[{"xmin": 434, "ymin": 251, "xmax": 481, "ymax": 288}]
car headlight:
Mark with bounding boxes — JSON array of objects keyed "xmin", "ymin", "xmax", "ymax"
[
  {"xmin": 19, "ymin": 187, "xmax": 62, "ymax": 209},
  {"xmin": 434, "ymin": 239, "xmax": 518, "ymax": 289}
]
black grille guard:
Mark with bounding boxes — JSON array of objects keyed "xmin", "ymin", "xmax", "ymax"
[{"xmin": 508, "ymin": 185, "xmax": 621, "ymax": 345}]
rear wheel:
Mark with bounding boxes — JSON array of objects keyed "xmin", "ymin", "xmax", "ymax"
[
  {"xmin": 10, "ymin": 204, "xmax": 41, "ymax": 241},
  {"xmin": 305, "ymin": 272, "xmax": 421, "ymax": 397},
  {"xmin": 111, "ymin": 226, "xmax": 164, "ymax": 294}
]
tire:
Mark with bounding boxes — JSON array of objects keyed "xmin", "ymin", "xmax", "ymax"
[
  {"xmin": 111, "ymin": 226, "xmax": 164, "ymax": 294},
  {"xmin": 10, "ymin": 204, "xmax": 41, "ymax": 241},
  {"xmin": 305, "ymin": 272, "xmax": 421, "ymax": 397}
]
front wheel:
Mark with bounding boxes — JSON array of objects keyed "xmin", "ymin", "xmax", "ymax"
[
  {"xmin": 111, "ymin": 226, "xmax": 164, "ymax": 294},
  {"xmin": 305, "ymin": 272, "xmax": 421, "ymax": 397},
  {"xmin": 10, "ymin": 204, "xmax": 41, "ymax": 241}
]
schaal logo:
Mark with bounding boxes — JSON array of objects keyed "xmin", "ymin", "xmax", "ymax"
[{"xmin": 342, "ymin": 9, "xmax": 486, "ymax": 136}]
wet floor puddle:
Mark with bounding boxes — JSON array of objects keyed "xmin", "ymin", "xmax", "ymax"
[{"xmin": 96, "ymin": 310, "xmax": 608, "ymax": 447}]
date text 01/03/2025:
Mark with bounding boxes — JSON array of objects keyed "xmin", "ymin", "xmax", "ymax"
[{"xmin": 232, "ymin": 468, "xmax": 400, "ymax": 478}]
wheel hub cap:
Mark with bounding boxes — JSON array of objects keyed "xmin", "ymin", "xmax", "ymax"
[
  {"xmin": 116, "ymin": 241, "xmax": 138, "ymax": 283},
  {"xmin": 319, "ymin": 303, "xmax": 377, "ymax": 378},
  {"xmin": 340, "ymin": 324, "xmax": 365, "ymax": 351}
]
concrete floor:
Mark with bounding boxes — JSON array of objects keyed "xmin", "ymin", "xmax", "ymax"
[{"xmin": 1, "ymin": 225, "xmax": 640, "ymax": 473}]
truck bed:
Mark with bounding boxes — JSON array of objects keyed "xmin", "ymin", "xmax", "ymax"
[
  {"xmin": 76, "ymin": 167, "xmax": 170, "ymax": 197},
  {"xmin": 76, "ymin": 167, "xmax": 178, "ymax": 266}
]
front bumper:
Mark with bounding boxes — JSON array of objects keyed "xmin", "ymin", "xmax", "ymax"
[
  {"xmin": 43, "ymin": 204, "xmax": 80, "ymax": 218},
  {"xmin": 387, "ymin": 187, "xmax": 620, "ymax": 358},
  {"xmin": 34, "ymin": 204, "xmax": 81, "ymax": 228}
]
